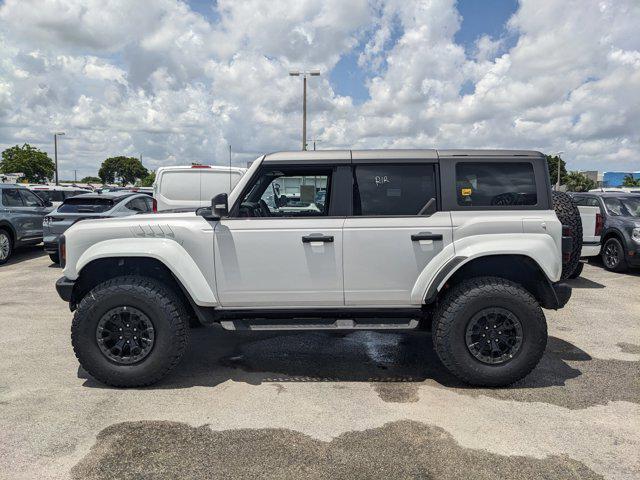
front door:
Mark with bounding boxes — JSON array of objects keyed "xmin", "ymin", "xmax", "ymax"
[
  {"xmin": 343, "ymin": 163, "xmax": 453, "ymax": 306},
  {"xmin": 214, "ymin": 165, "xmax": 344, "ymax": 307}
]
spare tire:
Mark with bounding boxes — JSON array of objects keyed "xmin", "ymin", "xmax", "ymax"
[{"xmin": 552, "ymin": 191, "xmax": 583, "ymax": 280}]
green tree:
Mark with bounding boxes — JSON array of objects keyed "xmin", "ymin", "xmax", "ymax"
[
  {"xmin": 0, "ymin": 143, "xmax": 55, "ymax": 183},
  {"xmin": 545, "ymin": 154, "xmax": 568, "ymax": 186},
  {"xmin": 98, "ymin": 156, "xmax": 148, "ymax": 186},
  {"xmin": 565, "ymin": 171, "xmax": 596, "ymax": 192},
  {"xmin": 622, "ymin": 174, "xmax": 640, "ymax": 187},
  {"xmin": 136, "ymin": 171, "xmax": 155, "ymax": 187},
  {"xmin": 80, "ymin": 176, "xmax": 103, "ymax": 184}
]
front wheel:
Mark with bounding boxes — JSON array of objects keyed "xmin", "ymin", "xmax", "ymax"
[
  {"xmin": 601, "ymin": 237, "xmax": 627, "ymax": 272},
  {"xmin": 71, "ymin": 276, "xmax": 189, "ymax": 387},
  {"xmin": 432, "ymin": 277, "xmax": 547, "ymax": 387}
]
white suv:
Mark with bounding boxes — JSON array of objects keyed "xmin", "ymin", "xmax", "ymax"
[{"xmin": 56, "ymin": 149, "xmax": 572, "ymax": 387}]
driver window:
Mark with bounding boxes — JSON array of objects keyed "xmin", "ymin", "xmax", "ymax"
[
  {"xmin": 237, "ymin": 167, "xmax": 331, "ymax": 218},
  {"xmin": 604, "ymin": 198, "xmax": 622, "ymax": 215},
  {"xmin": 456, "ymin": 162, "xmax": 537, "ymax": 207}
]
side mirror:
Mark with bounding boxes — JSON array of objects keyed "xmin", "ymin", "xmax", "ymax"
[
  {"xmin": 44, "ymin": 200, "xmax": 53, "ymax": 208},
  {"xmin": 212, "ymin": 193, "xmax": 229, "ymax": 218}
]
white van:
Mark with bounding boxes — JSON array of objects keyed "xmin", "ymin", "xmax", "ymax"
[{"xmin": 153, "ymin": 165, "xmax": 246, "ymax": 212}]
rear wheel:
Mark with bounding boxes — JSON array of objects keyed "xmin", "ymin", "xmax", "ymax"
[
  {"xmin": 0, "ymin": 229, "xmax": 12, "ymax": 265},
  {"xmin": 71, "ymin": 276, "xmax": 189, "ymax": 387},
  {"xmin": 432, "ymin": 277, "xmax": 547, "ymax": 387},
  {"xmin": 601, "ymin": 237, "xmax": 627, "ymax": 272}
]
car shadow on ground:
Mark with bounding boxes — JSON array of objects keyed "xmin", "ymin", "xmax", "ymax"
[
  {"xmin": 565, "ymin": 276, "xmax": 605, "ymax": 289},
  {"xmin": 586, "ymin": 258, "xmax": 640, "ymax": 277},
  {"xmin": 79, "ymin": 328, "xmax": 618, "ymax": 408},
  {"xmin": 1, "ymin": 245, "xmax": 46, "ymax": 266}
]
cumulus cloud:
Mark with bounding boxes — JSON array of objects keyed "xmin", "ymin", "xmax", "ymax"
[{"xmin": 0, "ymin": 0, "xmax": 638, "ymax": 178}]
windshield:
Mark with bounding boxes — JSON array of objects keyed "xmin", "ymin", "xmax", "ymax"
[
  {"xmin": 58, "ymin": 197, "xmax": 114, "ymax": 213},
  {"xmin": 604, "ymin": 197, "xmax": 640, "ymax": 217}
]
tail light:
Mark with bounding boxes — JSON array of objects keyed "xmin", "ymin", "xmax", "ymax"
[
  {"xmin": 58, "ymin": 235, "xmax": 66, "ymax": 268},
  {"xmin": 595, "ymin": 213, "xmax": 603, "ymax": 236},
  {"xmin": 152, "ymin": 198, "xmax": 158, "ymax": 213}
]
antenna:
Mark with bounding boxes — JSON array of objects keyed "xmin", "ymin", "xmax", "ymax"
[{"xmin": 228, "ymin": 144, "xmax": 232, "ymax": 192}]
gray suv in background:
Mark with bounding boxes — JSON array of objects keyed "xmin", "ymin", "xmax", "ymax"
[
  {"xmin": 43, "ymin": 191, "xmax": 154, "ymax": 263},
  {"xmin": 0, "ymin": 184, "xmax": 54, "ymax": 265},
  {"xmin": 571, "ymin": 192, "xmax": 640, "ymax": 271}
]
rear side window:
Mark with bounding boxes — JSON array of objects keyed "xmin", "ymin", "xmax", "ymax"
[
  {"xmin": 456, "ymin": 162, "xmax": 537, "ymax": 207},
  {"xmin": 58, "ymin": 197, "xmax": 114, "ymax": 213},
  {"xmin": 1, "ymin": 188, "xmax": 24, "ymax": 207},
  {"xmin": 353, "ymin": 164, "xmax": 437, "ymax": 216},
  {"xmin": 160, "ymin": 171, "xmax": 200, "ymax": 201},
  {"xmin": 20, "ymin": 189, "xmax": 43, "ymax": 207}
]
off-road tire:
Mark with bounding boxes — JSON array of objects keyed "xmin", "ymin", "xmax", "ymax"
[
  {"xmin": 432, "ymin": 277, "xmax": 547, "ymax": 387},
  {"xmin": 0, "ymin": 228, "xmax": 12, "ymax": 265},
  {"xmin": 71, "ymin": 275, "xmax": 189, "ymax": 387},
  {"xmin": 552, "ymin": 191, "xmax": 583, "ymax": 280},
  {"xmin": 568, "ymin": 261, "xmax": 584, "ymax": 279},
  {"xmin": 601, "ymin": 237, "xmax": 628, "ymax": 272},
  {"xmin": 49, "ymin": 253, "xmax": 59, "ymax": 264}
]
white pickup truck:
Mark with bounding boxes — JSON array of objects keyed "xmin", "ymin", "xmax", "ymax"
[{"xmin": 572, "ymin": 205, "xmax": 602, "ymax": 278}]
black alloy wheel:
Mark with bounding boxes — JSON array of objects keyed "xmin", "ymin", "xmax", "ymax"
[
  {"xmin": 602, "ymin": 238, "xmax": 627, "ymax": 272},
  {"xmin": 465, "ymin": 307, "xmax": 523, "ymax": 365},
  {"xmin": 96, "ymin": 306, "xmax": 155, "ymax": 364}
]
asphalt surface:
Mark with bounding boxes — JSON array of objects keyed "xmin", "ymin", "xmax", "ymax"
[{"xmin": 0, "ymin": 247, "xmax": 638, "ymax": 480}]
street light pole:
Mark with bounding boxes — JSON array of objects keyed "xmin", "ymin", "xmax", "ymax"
[
  {"xmin": 54, "ymin": 132, "xmax": 65, "ymax": 185},
  {"xmin": 289, "ymin": 69, "xmax": 320, "ymax": 151}
]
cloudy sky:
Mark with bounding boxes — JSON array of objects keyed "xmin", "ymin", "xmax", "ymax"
[{"xmin": 0, "ymin": 0, "xmax": 638, "ymax": 179}]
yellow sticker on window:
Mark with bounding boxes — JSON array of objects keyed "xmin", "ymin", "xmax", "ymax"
[{"xmin": 461, "ymin": 188, "xmax": 472, "ymax": 196}]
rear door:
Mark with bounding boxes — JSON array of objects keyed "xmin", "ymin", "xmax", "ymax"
[
  {"xmin": 18, "ymin": 189, "xmax": 50, "ymax": 239},
  {"xmin": 342, "ymin": 158, "xmax": 453, "ymax": 306}
]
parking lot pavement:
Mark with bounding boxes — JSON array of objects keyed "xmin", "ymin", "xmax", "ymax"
[{"xmin": 0, "ymin": 250, "xmax": 638, "ymax": 480}]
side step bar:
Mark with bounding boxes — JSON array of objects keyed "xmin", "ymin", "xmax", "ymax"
[{"xmin": 220, "ymin": 317, "xmax": 420, "ymax": 331}]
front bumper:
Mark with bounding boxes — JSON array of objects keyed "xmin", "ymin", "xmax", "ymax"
[{"xmin": 55, "ymin": 276, "xmax": 75, "ymax": 303}]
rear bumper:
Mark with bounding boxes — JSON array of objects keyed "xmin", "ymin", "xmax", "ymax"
[
  {"xmin": 580, "ymin": 242, "xmax": 601, "ymax": 258},
  {"xmin": 55, "ymin": 276, "xmax": 75, "ymax": 303},
  {"xmin": 43, "ymin": 236, "xmax": 60, "ymax": 254}
]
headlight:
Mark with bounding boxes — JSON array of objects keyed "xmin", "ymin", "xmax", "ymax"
[{"xmin": 632, "ymin": 227, "xmax": 640, "ymax": 243}]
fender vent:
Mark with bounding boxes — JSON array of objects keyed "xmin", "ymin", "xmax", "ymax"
[{"xmin": 130, "ymin": 224, "xmax": 176, "ymax": 239}]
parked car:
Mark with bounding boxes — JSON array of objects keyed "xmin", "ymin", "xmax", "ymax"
[
  {"xmin": 43, "ymin": 192, "xmax": 153, "ymax": 263},
  {"xmin": 56, "ymin": 149, "xmax": 575, "ymax": 388},
  {"xmin": 563, "ymin": 203, "xmax": 602, "ymax": 278},
  {"xmin": 153, "ymin": 165, "xmax": 246, "ymax": 212},
  {"xmin": 28, "ymin": 185, "xmax": 92, "ymax": 208},
  {"xmin": 0, "ymin": 184, "xmax": 54, "ymax": 265},
  {"xmin": 571, "ymin": 192, "xmax": 640, "ymax": 271}
]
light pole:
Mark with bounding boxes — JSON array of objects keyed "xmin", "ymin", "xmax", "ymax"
[
  {"xmin": 54, "ymin": 132, "xmax": 65, "ymax": 185},
  {"xmin": 555, "ymin": 151, "xmax": 564, "ymax": 190},
  {"xmin": 289, "ymin": 69, "xmax": 320, "ymax": 151}
]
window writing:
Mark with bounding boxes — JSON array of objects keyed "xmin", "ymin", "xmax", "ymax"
[{"xmin": 353, "ymin": 164, "xmax": 437, "ymax": 216}]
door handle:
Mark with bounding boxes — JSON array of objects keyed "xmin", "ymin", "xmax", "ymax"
[
  {"xmin": 302, "ymin": 234, "xmax": 334, "ymax": 243},
  {"xmin": 411, "ymin": 232, "xmax": 443, "ymax": 241}
]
